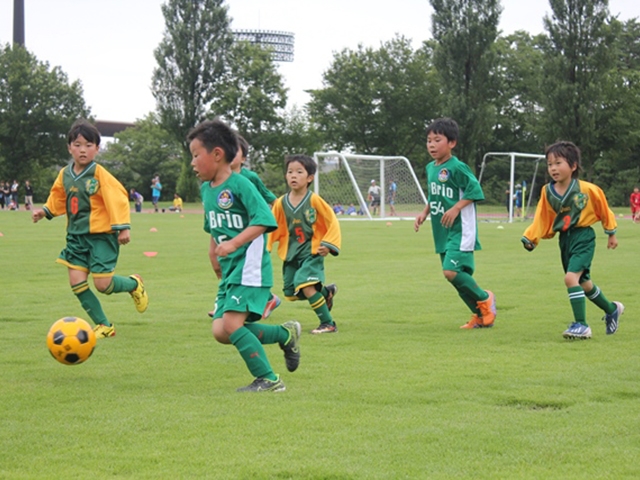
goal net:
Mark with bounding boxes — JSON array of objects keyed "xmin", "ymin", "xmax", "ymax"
[
  {"xmin": 313, "ymin": 152, "xmax": 427, "ymax": 220},
  {"xmin": 477, "ymin": 152, "xmax": 546, "ymax": 222}
]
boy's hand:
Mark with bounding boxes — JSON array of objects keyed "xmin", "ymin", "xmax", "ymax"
[
  {"xmin": 317, "ymin": 245, "xmax": 330, "ymax": 257},
  {"xmin": 118, "ymin": 229, "xmax": 131, "ymax": 245},
  {"xmin": 216, "ymin": 241, "xmax": 237, "ymax": 258},
  {"xmin": 414, "ymin": 212, "xmax": 428, "ymax": 232},
  {"xmin": 607, "ymin": 234, "xmax": 618, "ymax": 250},
  {"xmin": 31, "ymin": 209, "xmax": 46, "ymax": 223},
  {"xmin": 521, "ymin": 237, "xmax": 535, "ymax": 251},
  {"xmin": 440, "ymin": 206, "xmax": 460, "ymax": 228}
]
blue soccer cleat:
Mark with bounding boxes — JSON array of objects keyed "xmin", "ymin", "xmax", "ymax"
[
  {"xmin": 562, "ymin": 322, "xmax": 592, "ymax": 340},
  {"xmin": 602, "ymin": 301, "xmax": 624, "ymax": 335}
]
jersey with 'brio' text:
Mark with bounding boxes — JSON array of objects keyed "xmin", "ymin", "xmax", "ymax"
[
  {"xmin": 202, "ymin": 172, "xmax": 277, "ymax": 287},
  {"xmin": 426, "ymin": 156, "xmax": 484, "ymax": 253}
]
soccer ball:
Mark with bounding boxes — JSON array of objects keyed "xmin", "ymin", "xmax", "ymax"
[{"xmin": 47, "ymin": 317, "xmax": 96, "ymax": 365}]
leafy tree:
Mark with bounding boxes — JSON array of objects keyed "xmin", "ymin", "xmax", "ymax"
[
  {"xmin": 99, "ymin": 114, "xmax": 183, "ymax": 200},
  {"xmin": 0, "ymin": 44, "xmax": 88, "ymax": 195},
  {"xmin": 540, "ymin": 0, "xmax": 616, "ymax": 180},
  {"xmin": 152, "ymin": 0, "xmax": 233, "ymax": 201},
  {"xmin": 307, "ymin": 36, "xmax": 439, "ymax": 162},
  {"xmin": 491, "ymin": 31, "xmax": 546, "ymax": 154},
  {"xmin": 430, "ymin": 0, "xmax": 502, "ymax": 170}
]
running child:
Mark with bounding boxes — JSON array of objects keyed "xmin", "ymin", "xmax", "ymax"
[
  {"xmin": 522, "ymin": 140, "xmax": 623, "ymax": 339},
  {"xmin": 414, "ymin": 117, "xmax": 496, "ymax": 329},
  {"xmin": 32, "ymin": 119, "xmax": 148, "ymax": 338},
  {"xmin": 188, "ymin": 118, "xmax": 300, "ymax": 392},
  {"xmin": 268, "ymin": 154, "xmax": 341, "ymax": 334}
]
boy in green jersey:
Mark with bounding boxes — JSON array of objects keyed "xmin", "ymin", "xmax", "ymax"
[
  {"xmin": 188, "ymin": 119, "xmax": 301, "ymax": 393},
  {"xmin": 414, "ymin": 118, "xmax": 496, "ymax": 329},
  {"xmin": 268, "ymin": 155, "xmax": 341, "ymax": 334},
  {"xmin": 32, "ymin": 119, "xmax": 148, "ymax": 338},
  {"xmin": 522, "ymin": 141, "xmax": 623, "ymax": 339}
]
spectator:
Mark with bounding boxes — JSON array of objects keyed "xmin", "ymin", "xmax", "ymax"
[{"xmin": 24, "ymin": 180, "xmax": 34, "ymax": 210}]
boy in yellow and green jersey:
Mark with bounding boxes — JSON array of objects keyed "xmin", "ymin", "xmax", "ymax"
[
  {"xmin": 269, "ymin": 154, "xmax": 341, "ymax": 334},
  {"xmin": 522, "ymin": 141, "xmax": 623, "ymax": 339},
  {"xmin": 32, "ymin": 119, "xmax": 148, "ymax": 338}
]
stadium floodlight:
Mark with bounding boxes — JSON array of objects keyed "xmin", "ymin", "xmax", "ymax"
[{"xmin": 232, "ymin": 30, "xmax": 295, "ymax": 62}]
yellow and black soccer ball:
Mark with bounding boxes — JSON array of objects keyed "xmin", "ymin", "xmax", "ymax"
[{"xmin": 47, "ymin": 317, "xmax": 96, "ymax": 365}]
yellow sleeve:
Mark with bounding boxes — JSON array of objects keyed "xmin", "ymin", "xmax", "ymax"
[
  {"xmin": 96, "ymin": 165, "xmax": 131, "ymax": 231},
  {"xmin": 522, "ymin": 185, "xmax": 556, "ymax": 247},
  {"xmin": 311, "ymin": 193, "xmax": 342, "ymax": 255},
  {"xmin": 267, "ymin": 196, "xmax": 290, "ymax": 261},
  {"xmin": 580, "ymin": 181, "xmax": 617, "ymax": 234},
  {"xmin": 43, "ymin": 168, "xmax": 68, "ymax": 218}
]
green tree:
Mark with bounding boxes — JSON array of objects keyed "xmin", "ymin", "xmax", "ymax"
[
  {"xmin": 307, "ymin": 36, "xmax": 439, "ymax": 161},
  {"xmin": 492, "ymin": 31, "xmax": 546, "ymax": 154},
  {"xmin": 430, "ymin": 0, "xmax": 502, "ymax": 170},
  {"xmin": 0, "ymin": 44, "xmax": 88, "ymax": 194},
  {"xmin": 152, "ymin": 0, "xmax": 233, "ymax": 201},
  {"xmin": 540, "ymin": 0, "xmax": 616, "ymax": 180},
  {"xmin": 99, "ymin": 114, "xmax": 183, "ymax": 200}
]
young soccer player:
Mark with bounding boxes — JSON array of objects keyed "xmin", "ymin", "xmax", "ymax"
[
  {"xmin": 268, "ymin": 154, "xmax": 341, "ymax": 334},
  {"xmin": 32, "ymin": 119, "xmax": 148, "ymax": 338},
  {"xmin": 414, "ymin": 117, "xmax": 496, "ymax": 329},
  {"xmin": 629, "ymin": 186, "xmax": 640, "ymax": 223},
  {"xmin": 188, "ymin": 119, "xmax": 300, "ymax": 393},
  {"xmin": 206, "ymin": 134, "xmax": 282, "ymax": 319},
  {"xmin": 521, "ymin": 141, "xmax": 623, "ymax": 339}
]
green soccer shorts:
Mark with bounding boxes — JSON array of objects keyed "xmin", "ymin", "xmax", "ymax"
[
  {"xmin": 212, "ymin": 283, "xmax": 271, "ymax": 322},
  {"xmin": 56, "ymin": 232, "xmax": 120, "ymax": 276},
  {"xmin": 559, "ymin": 227, "xmax": 595, "ymax": 283},
  {"xmin": 440, "ymin": 250, "xmax": 475, "ymax": 275},
  {"xmin": 282, "ymin": 254, "xmax": 326, "ymax": 298}
]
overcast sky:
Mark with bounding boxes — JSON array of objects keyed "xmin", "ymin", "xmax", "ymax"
[{"xmin": 1, "ymin": 0, "xmax": 639, "ymax": 123}]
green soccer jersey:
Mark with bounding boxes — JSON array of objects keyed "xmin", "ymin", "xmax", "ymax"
[
  {"xmin": 426, "ymin": 156, "xmax": 485, "ymax": 253},
  {"xmin": 201, "ymin": 173, "xmax": 277, "ymax": 287},
  {"xmin": 240, "ymin": 167, "xmax": 277, "ymax": 204}
]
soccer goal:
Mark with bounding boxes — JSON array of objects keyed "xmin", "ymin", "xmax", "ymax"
[
  {"xmin": 313, "ymin": 152, "xmax": 427, "ymax": 220},
  {"xmin": 477, "ymin": 152, "xmax": 546, "ymax": 223}
]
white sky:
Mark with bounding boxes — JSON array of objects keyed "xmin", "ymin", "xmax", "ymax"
[{"xmin": 1, "ymin": 0, "xmax": 639, "ymax": 123}]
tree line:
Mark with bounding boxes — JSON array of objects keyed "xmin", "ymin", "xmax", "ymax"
[{"xmin": 0, "ymin": 0, "xmax": 638, "ymax": 205}]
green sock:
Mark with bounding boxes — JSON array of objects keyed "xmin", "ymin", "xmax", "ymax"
[
  {"xmin": 585, "ymin": 285, "xmax": 616, "ymax": 315},
  {"xmin": 568, "ymin": 286, "xmax": 587, "ymax": 325},
  {"xmin": 72, "ymin": 281, "xmax": 110, "ymax": 326},
  {"xmin": 308, "ymin": 291, "xmax": 333, "ymax": 325},
  {"xmin": 103, "ymin": 275, "xmax": 137, "ymax": 295},
  {"xmin": 457, "ymin": 290, "xmax": 480, "ymax": 314},
  {"xmin": 450, "ymin": 272, "xmax": 488, "ymax": 302},
  {"xmin": 244, "ymin": 323, "xmax": 289, "ymax": 345},
  {"xmin": 229, "ymin": 327, "xmax": 277, "ymax": 381}
]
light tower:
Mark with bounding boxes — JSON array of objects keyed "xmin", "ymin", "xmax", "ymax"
[
  {"xmin": 13, "ymin": 0, "xmax": 25, "ymax": 46},
  {"xmin": 232, "ymin": 30, "xmax": 295, "ymax": 62}
]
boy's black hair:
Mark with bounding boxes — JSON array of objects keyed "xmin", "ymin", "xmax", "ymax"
[
  {"xmin": 68, "ymin": 119, "xmax": 101, "ymax": 145},
  {"xmin": 426, "ymin": 117, "xmax": 459, "ymax": 143},
  {"xmin": 545, "ymin": 141, "xmax": 582, "ymax": 179},
  {"xmin": 187, "ymin": 119, "xmax": 238, "ymax": 163},
  {"xmin": 236, "ymin": 134, "xmax": 249, "ymax": 158},
  {"xmin": 285, "ymin": 154, "xmax": 316, "ymax": 185}
]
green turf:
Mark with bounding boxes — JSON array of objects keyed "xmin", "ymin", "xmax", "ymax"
[{"xmin": 1, "ymin": 207, "xmax": 639, "ymax": 479}]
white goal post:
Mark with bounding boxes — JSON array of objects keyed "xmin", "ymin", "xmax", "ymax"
[
  {"xmin": 478, "ymin": 151, "xmax": 546, "ymax": 223},
  {"xmin": 313, "ymin": 152, "xmax": 428, "ymax": 220}
]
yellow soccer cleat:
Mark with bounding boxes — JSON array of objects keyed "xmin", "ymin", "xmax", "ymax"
[
  {"xmin": 93, "ymin": 323, "xmax": 116, "ymax": 338},
  {"xmin": 129, "ymin": 274, "xmax": 149, "ymax": 313}
]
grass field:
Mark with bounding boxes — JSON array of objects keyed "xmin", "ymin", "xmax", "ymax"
[{"xmin": 1, "ymin": 206, "xmax": 639, "ymax": 479}]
